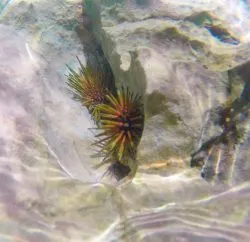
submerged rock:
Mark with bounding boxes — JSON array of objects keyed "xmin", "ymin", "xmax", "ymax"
[
  {"xmin": 84, "ymin": 0, "xmax": 250, "ymax": 183},
  {"xmin": 0, "ymin": 0, "xmax": 250, "ymax": 241},
  {"xmin": 83, "ymin": 1, "xmax": 231, "ymax": 162}
]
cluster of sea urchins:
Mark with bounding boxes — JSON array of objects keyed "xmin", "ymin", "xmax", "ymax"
[{"xmin": 66, "ymin": 58, "xmax": 144, "ymax": 180}]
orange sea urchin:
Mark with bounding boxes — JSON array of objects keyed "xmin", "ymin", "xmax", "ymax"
[
  {"xmin": 66, "ymin": 59, "xmax": 144, "ymax": 180},
  {"xmin": 93, "ymin": 87, "xmax": 144, "ymax": 168},
  {"xmin": 66, "ymin": 57, "xmax": 107, "ymax": 122}
]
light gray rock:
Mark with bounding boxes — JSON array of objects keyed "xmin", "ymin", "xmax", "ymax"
[
  {"xmin": 1, "ymin": 1, "xmax": 250, "ymax": 241},
  {"xmin": 84, "ymin": 0, "xmax": 250, "ymax": 186},
  {"xmin": 85, "ymin": 0, "xmax": 247, "ymax": 163},
  {"xmin": 0, "ymin": 0, "xmax": 85, "ymax": 71}
]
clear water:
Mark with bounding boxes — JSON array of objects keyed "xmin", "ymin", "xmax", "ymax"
[{"xmin": 0, "ymin": 0, "xmax": 250, "ymax": 241}]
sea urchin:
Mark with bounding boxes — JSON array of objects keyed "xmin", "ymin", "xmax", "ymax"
[
  {"xmin": 93, "ymin": 87, "xmax": 144, "ymax": 165},
  {"xmin": 66, "ymin": 59, "xmax": 144, "ymax": 180},
  {"xmin": 66, "ymin": 57, "xmax": 107, "ymax": 122}
]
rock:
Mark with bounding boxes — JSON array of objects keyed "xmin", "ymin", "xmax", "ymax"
[
  {"xmin": 0, "ymin": 0, "xmax": 105, "ymax": 180},
  {"xmin": 106, "ymin": 182, "xmax": 250, "ymax": 241},
  {"xmin": 0, "ymin": 0, "xmax": 85, "ymax": 71},
  {"xmin": 0, "ymin": 17, "xmax": 126, "ymax": 241},
  {"xmin": 84, "ymin": 0, "xmax": 250, "ymax": 184},
  {"xmin": 84, "ymin": 0, "xmax": 240, "ymax": 164},
  {"xmin": 0, "ymin": 0, "xmax": 250, "ymax": 241}
]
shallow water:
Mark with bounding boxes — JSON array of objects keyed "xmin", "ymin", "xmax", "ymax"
[{"xmin": 0, "ymin": 0, "xmax": 250, "ymax": 241}]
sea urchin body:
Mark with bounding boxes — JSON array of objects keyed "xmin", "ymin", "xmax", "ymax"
[
  {"xmin": 66, "ymin": 57, "xmax": 107, "ymax": 122},
  {"xmin": 94, "ymin": 87, "xmax": 144, "ymax": 165}
]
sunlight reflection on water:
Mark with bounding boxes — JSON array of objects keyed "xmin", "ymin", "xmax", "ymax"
[{"xmin": 0, "ymin": 0, "xmax": 250, "ymax": 241}]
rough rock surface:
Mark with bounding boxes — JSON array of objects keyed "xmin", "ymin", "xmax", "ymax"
[
  {"xmin": 0, "ymin": 0, "xmax": 250, "ymax": 241},
  {"xmin": 85, "ymin": 0, "xmax": 250, "ymax": 179},
  {"xmin": 0, "ymin": 0, "xmax": 100, "ymax": 180}
]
